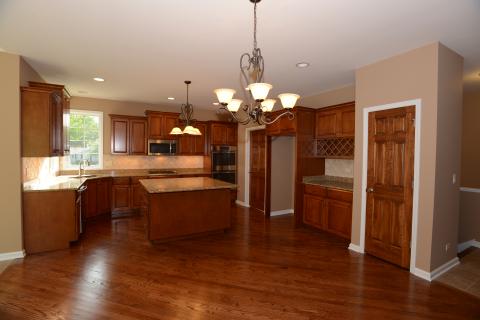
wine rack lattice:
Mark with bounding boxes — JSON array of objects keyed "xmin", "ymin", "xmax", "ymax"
[{"xmin": 316, "ymin": 137, "xmax": 354, "ymax": 158}]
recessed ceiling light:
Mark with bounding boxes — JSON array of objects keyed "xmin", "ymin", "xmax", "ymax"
[
  {"xmin": 93, "ymin": 77, "xmax": 105, "ymax": 82},
  {"xmin": 167, "ymin": 97, "xmax": 175, "ymax": 100},
  {"xmin": 296, "ymin": 62, "xmax": 310, "ymax": 68},
  {"xmin": 213, "ymin": 102, "xmax": 219, "ymax": 106}
]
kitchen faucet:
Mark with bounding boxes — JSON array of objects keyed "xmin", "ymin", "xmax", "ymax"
[{"xmin": 79, "ymin": 159, "xmax": 90, "ymax": 177}]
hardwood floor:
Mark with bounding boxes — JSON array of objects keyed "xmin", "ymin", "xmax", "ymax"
[{"xmin": 0, "ymin": 206, "xmax": 479, "ymax": 319}]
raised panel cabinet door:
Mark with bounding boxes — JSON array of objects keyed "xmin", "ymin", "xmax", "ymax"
[
  {"xmin": 85, "ymin": 180, "xmax": 98, "ymax": 218},
  {"xmin": 112, "ymin": 184, "xmax": 131, "ymax": 211},
  {"xmin": 129, "ymin": 119, "xmax": 147, "ymax": 155},
  {"xmin": 193, "ymin": 123, "xmax": 207, "ymax": 154},
  {"xmin": 226, "ymin": 125, "xmax": 237, "ymax": 146},
  {"xmin": 178, "ymin": 135, "xmax": 194, "ymax": 155},
  {"xmin": 326, "ymin": 200, "xmax": 352, "ymax": 239},
  {"xmin": 164, "ymin": 115, "xmax": 179, "ymax": 139},
  {"xmin": 339, "ymin": 106, "xmax": 355, "ymax": 137},
  {"xmin": 211, "ymin": 124, "xmax": 227, "ymax": 145},
  {"xmin": 96, "ymin": 179, "xmax": 112, "ymax": 215},
  {"xmin": 111, "ymin": 118, "xmax": 129, "ymax": 154},
  {"xmin": 315, "ymin": 110, "xmax": 337, "ymax": 138},
  {"xmin": 249, "ymin": 129, "xmax": 266, "ymax": 212},
  {"xmin": 147, "ymin": 114, "xmax": 163, "ymax": 139},
  {"xmin": 52, "ymin": 92, "xmax": 64, "ymax": 156},
  {"xmin": 303, "ymin": 194, "xmax": 325, "ymax": 228}
]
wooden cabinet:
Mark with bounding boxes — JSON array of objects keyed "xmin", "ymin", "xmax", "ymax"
[
  {"xmin": 145, "ymin": 111, "xmax": 180, "ymax": 140},
  {"xmin": 131, "ymin": 176, "xmax": 148, "ymax": 209},
  {"xmin": 265, "ymin": 107, "xmax": 315, "ymax": 136},
  {"xmin": 84, "ymin": 178, "xmax": 112, "ymax": 219},
  {"xmin": 303, "ymin": 184, "xmax": 352, "ymax": 239},
  {"xmin": 110, "ymin": 115, "xmax": 147, "ymax": 155},
  {"xmin": 209, "ymin": 122, "xmax": 237, "ymax": 146},
  {"xmin": 178, "ymin": 122, "xmax": 207, "ymax": 155},
  {"xmin": 112, "ymin": 177, "xmax": 131, "ymax": 212},
  {"xmin": 315, "ymin": 102, "xmax": 355, "ymax": 139}
]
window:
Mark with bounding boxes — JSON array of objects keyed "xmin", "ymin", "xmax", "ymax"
[{"xmin": 64, "ymin": 110, "xmax": 103, "ymax": 169}]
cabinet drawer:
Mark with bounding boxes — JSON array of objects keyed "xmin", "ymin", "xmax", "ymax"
[
  {"xmin": 112, "ymin": 177, "xmax": 131, "ymax": 185},
  {"xmin": 327, "ymin": 188, "xmax": 353, "ymax": 202},
  {"xmin": 304, "ymin": 184, "xmax": 327, "ymax": 197}
]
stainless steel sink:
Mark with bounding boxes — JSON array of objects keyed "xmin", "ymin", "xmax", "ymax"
[{"xmin": 70, "ymin": 174, "xmax": 97, "ymax": 179}]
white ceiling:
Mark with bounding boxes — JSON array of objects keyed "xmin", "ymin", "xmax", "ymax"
[{"xmin": 1, "ymin": 0, "xmax": 479, "ymax": 108}]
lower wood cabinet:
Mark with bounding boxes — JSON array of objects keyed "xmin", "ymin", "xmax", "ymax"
[
  {"xmin": 85, "ymin": 178, "xmax": 112, "ymax": 219},
  {"xmin": 303, "ymin": 184, "xmax": 352, "ymax": 239}
]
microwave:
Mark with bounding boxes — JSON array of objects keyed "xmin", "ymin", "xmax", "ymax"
[{"xmin": 148, "ymin": 139, "xmax": 177, "ymax": 156}]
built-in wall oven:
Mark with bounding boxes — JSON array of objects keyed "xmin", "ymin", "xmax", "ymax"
[
  {"xmin": 148, "ymin": 139, "xmax": 177, "ymax": 156},
  {"xmin": 212, "ymin": 145, "xmax": 236, "ymax": 184}
]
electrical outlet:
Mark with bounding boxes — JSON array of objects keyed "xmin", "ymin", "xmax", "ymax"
[
  {"xmin": 452, "ymin": 173, "xmax": 456, "ymax": 185},
  {"xmin": 445, "ymin": 243, "xmax": 451, "ymax": 252}
]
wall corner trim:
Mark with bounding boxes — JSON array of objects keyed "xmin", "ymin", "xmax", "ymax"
[
  {"xmin": 348, "ymin": 243, "xmax": 364, "ymax": 253},
  {"xmin": 457, "ymin": 239, "xmax": 480, "ymax": 253},
  {"xmin": 413, "ymin": 257, "xmax": 460, "ymax": 282},
  {"xmin": 270, "ymin": 209, "xmax": 294, "ymax": 216},
  {"xmin": 235, "ymin": 200, "xmax": 250, "ymax": 208},
  {"xmin": 0, "ymin": 250, "xmax": 26, "ymax": 262}
]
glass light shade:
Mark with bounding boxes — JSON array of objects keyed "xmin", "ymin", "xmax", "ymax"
[
  {"xmin": 192, "ymin": 127, "xmax": 202, "ymax": 135},
  {"xmin": 169, "ymin": 127, "xmax": 183, "ymax": 135},
  {"xmin": 183, "ymin": 125, "xmax": 197, "ymax": 135},
  {"xmin": 278, "ymin": 93, "xmax": 300, "ymax": 109},
  {"xmin": 227, "ymin": 99, "xmax": 243, "ymax": 112},
  {"xmin": 248, "ymin": 83, "xmax": 272, "ymax": 101},
  {"xmin": 214, "ymin": 88, "xmax": 236, "ymax": 104},
  {"xmin": 261, "ymin": 99, "xmax": 276, "ymax": 112}
]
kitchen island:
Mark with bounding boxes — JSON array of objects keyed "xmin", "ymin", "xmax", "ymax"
[{"xmin": 140, "ymin": 177, "xmax": 236, "ymax": 242}]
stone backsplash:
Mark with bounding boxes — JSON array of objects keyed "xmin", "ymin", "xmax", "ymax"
[
  {"xmin": 22, "ymin": 157, "xmax": 60, "ymax": 182},
  {"xmin": 325, "ymin": 159, "xmax": 354, "ymax": 178}
]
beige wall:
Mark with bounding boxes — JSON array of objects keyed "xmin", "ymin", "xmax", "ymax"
[
  {"xmin": 70, "ymin": 96, "xmax": 221, "ymax": 155},
  {"xmin": 0, "ymin": 52, "xmax": 23, "ymax": 255},
  {"xmin": 19, "ymin": 57, "xmax": 44, "ymax": 86},
  {"xmin": 459, "ymin": 191, "xmax": 480, "ymax": 243},
  {"xmin": 353, "ymin": 42, "xmax": 463, "ymax": 272},
  {"xmin": 299, "ymin": 85, "xmax": 355, "ymax": 109},
  {"xmin": 270, "ymin": 136, "xmax": 295, "ymax": 212},
  {"xmin": 461, "ymin": 90, "xmax": 480, "ymax": 188}
]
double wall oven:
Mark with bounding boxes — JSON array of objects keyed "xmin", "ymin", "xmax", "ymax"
[{"xmin": 211, "ymin": 145, "xmax": 236, "ymax": 184}]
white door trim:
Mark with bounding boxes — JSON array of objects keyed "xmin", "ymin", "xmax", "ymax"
[
  {"xmin": 358, "ymin": 99, "xmax": 422, "ymax": 276},
  {"xmin": 244, "ymin": 125, "xmax": 266, "ymax": 207}
]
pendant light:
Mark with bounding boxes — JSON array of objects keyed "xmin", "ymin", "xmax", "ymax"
[{"xmin": 170, "ymin": 81, "xmax": 201, "ymax": 135}]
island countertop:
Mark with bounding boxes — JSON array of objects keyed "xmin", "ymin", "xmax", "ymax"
[{"xmin": 140, "ymin": 177, "xmax": 236, "ymax": 194}]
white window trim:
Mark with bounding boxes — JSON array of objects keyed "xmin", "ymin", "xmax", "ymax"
[{"xmin": 63, "ymin": 109, "xmax": 104, "ymax": 170}]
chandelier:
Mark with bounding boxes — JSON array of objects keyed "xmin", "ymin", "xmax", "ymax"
[
  {"xmin": 170, "ymin": 80, "xmax": 201, "ymax": 135},
  {"xmin": 213, "ymin": 0, "xmax": 300, "ymax": 125}
]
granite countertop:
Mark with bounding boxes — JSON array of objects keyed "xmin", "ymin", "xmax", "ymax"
[
  {"xmin": 303, "ymin": 175, "xmax": 353, "ymax": 191},
  {"xmin": 140, "ymin": 177, "xmax": 236, "ymax": 194},
  {"xmin": 23, "ymin": 168, "xmax": 212, "ymax": 192}
]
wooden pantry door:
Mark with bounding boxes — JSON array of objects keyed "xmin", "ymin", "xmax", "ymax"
[
  {"xmin": 365, "ymin": 106, "xmax": 415, "ymax": 268},
  {"xmin": 249, "ymin": 129, "xmax": 266, "ymax": 212}
]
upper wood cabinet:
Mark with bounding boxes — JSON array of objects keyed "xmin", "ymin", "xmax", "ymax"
[
  {"xmin": 265, "ymin": 107, "xmax": 316, "ymax": 137},
  {"xmin": 145, "ymin": 111, "xmax": 180, "ymax": 140},
  {"xmin": 178, "ymin": 122, "xmax": 207, "ymax": 155},
  {"xmin": 110, "ymin": 115, "xmax": 147, "ymax": 155},
  {"xmin": 315, "ymin": 102, "xmax": 355, "ymax": 139},
  {"xmin": 209, "ymin": 122, "xmax": 237, "ymax": 146}
]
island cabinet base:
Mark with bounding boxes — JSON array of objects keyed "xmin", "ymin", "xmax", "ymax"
[{"xmin": 146, "ymin": 188, "xmax": 231, "ymax": 241}]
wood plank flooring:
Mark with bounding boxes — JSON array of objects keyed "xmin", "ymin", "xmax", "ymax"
[{"xmin": 0, "ymin": 206, "xmax": 479, "ymax": 319}]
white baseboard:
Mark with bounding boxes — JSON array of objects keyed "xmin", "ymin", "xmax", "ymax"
[
  {"xmin": 413, "ymin": 257, "xmax": 460, "ymax": 282},
  {"xmin": 270, "ymin": 209, "xmax": 294, "ymax": 216},
  {"xmin": 348, "ymin": 243, "xmax": 364, "ymax": 253},
  {"xmin": 235, "ymin": 200, "xmax": 250, "ymax": 208},
  {"xmin": 457, "ymin": 239, "xmax": 480, "ymax": 253},
  {"xmin": 0, "ymin": 250, "xmax": 25, "ymax": 262}
]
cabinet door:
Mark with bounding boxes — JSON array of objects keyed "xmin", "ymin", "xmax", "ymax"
[
  {"xmin": 111, "ymin": 118, "xmax": 129, "ymax": 154},
  {"xmin": 85, "ymin": 180, "xmax": 97, "ymax": 219},
  {"xmin": 178, "ymin": 135, "xmax": 194, "ymax": 154},
  {"xmin": 148, "ymin": 114, "xmax": 163, "ymax": 139},
  {"xmin": 51, "ymin": 92, "xmax": 64, "ymax": 156},
  {"xmin": 315, "ymin": 110, "xmax": 337, "ymax": 138},
  {"xmin": 96, "ymin": 179, "xmax": 112, "ymax": 215},
  {"xmin": 193, "ymin": 123, "xmax": 207, "ymax": 154},
  {"xmin": 303, "ymin": 194, "xmax": 327, "ymax": 228},
  {"xmin": 164, "ymin": 115, "xmax": 179, "ymax": 139},
  {"xmin": 112, "ymin": 184, "xmax": 131, "ymax": 211},
  {"xmin": 226, "ymin": 125, "xmax": 237, "ymax": 146},
  {"xmin": 129, "ymin": 119, "xmax": 147, "ymax": 155},
  {"xmin": 211, "ymin": 124, "xmax": 227, "ymax": 145},
  {"xmin": 338, "ymin": 106, "xmax": 355, "ymax": 137},
  {"xmin": 327, "ymin": 200, "xmax": 352, "ymax": 239}
]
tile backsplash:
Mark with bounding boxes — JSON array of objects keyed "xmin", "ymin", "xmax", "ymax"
[
  {"xmin": 325, "ymin": 159, "xmax": 354, "ymax": 178},
  {"xmin": 22, "ymin": 157, "xmax": 60, "ymax": 182}
]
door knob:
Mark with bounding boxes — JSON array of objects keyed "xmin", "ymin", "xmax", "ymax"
[{"xmin": 366, "ymin": 187, "xmax": 374, "ymax": 193}]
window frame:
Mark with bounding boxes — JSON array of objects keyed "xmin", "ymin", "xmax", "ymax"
[{"xmin": 63, "ymin": 109, "xmax": 104, "ymax": 170}]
